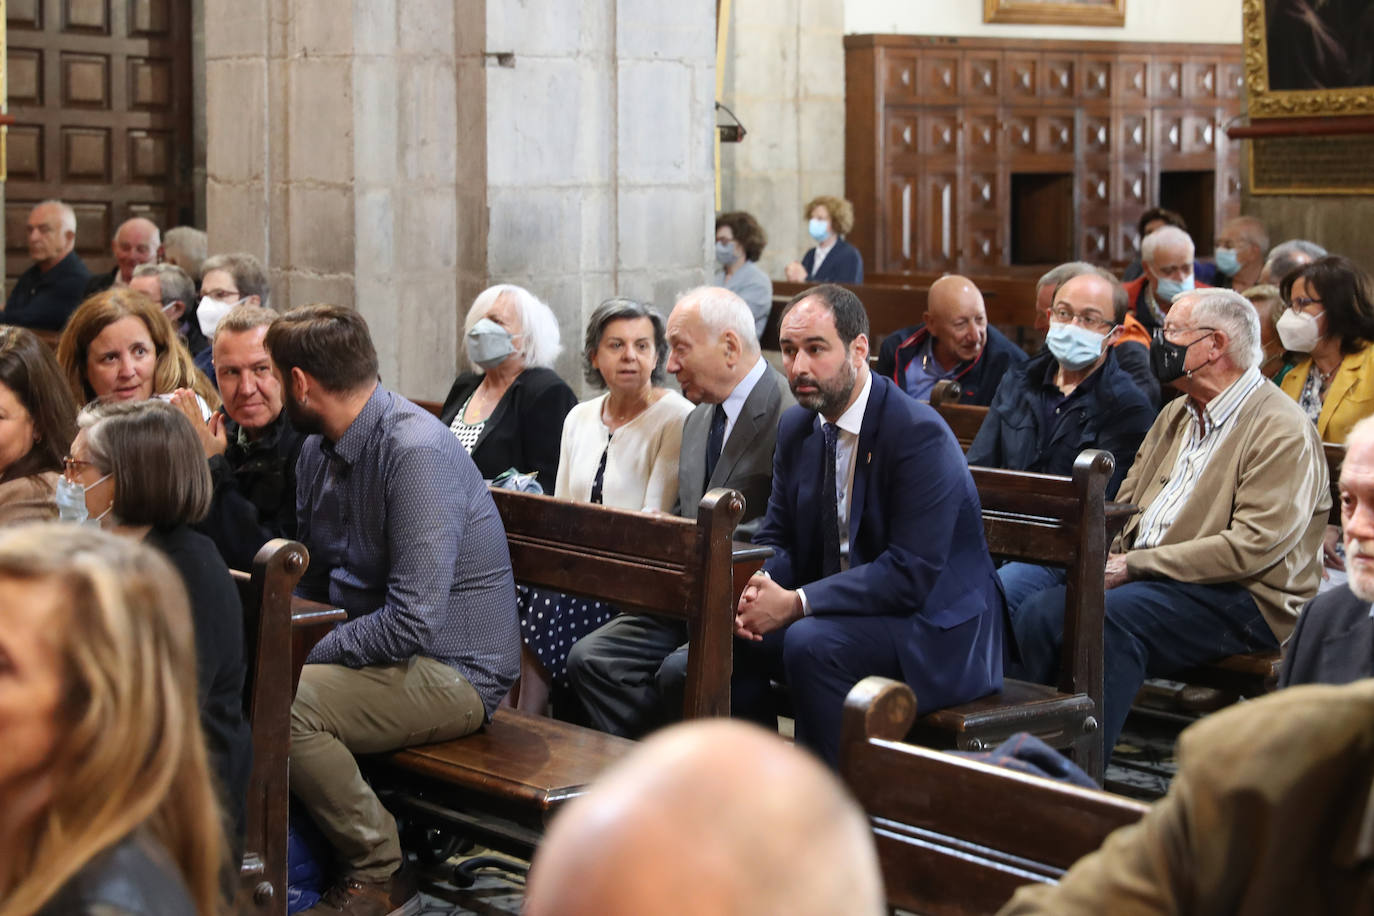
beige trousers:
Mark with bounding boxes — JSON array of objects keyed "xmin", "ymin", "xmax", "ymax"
[{"xmin": 289, "ymin": 656, "xmax": 484, "ymax": 880}]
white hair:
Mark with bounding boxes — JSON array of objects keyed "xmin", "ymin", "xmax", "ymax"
[
  {"xmin": 464, "ymin": 283, "xmax": 563, "ymax": 371},
  {"xmin": 36, "ymin": 199, "xmax": 76, "ymax": 236},
  {"xmin": 1265, "ymin": 239, "xmax": 1328, "ymax": 285},
  {"xmin": 1184, "ymin": 288, "xmax": 1262, "ymax": 370},
  {"xmin": 677, "ymin": 286, "xmax": 759, "ymax": 355},
  {"xmin": 1142, "ymin": 225, "xmax": 1195, "ymax": 266}
]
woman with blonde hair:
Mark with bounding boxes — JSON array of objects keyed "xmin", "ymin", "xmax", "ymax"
[
  {"xmin": 0, "ymin": 524, "xmax": 226, "ymax": 915},
  {"xmin": 55, "ymin": 286, "xmax": 219, "ymax": 411}
]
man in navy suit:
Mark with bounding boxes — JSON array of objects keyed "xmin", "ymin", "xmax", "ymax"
[{"xmin": 738, "ymin": 284, "xmax": 1006, "ymax": 765}]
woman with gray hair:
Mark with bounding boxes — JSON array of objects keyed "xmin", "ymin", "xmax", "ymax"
[
  {"xmin": 439, "ymin": 284, "xmax": 577, "ymax": 485},
  {"xmin": 60, "ymin": 397, "xmax": 251, "ymax": 848},
  {"xmin": 515, "ymin": 297, "xmax": 692, "ymax": 715}
]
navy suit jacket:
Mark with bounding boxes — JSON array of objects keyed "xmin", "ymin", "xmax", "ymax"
[
  {"xmin": 801, "ymin": 238, "xmax": 864, "ymax": 284},
  {"xmin": 754, "ymin": 373, "xmax": 1005, "ymax": 703}
]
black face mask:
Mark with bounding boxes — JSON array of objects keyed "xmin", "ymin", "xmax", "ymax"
[{"xmin": 1150, "ymin": 328, "xmax": 1190, "ymax": 383}]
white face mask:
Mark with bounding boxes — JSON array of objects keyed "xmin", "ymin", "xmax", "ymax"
[
  {"xmin": 198, "ymin": 295, "xmax": 242, "ymax": 339},
  {"xmin": 1276, "ymin": 308, "xmax": 1323, "ymax": 354}
]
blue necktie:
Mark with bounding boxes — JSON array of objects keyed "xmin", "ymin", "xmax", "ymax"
[
  {"xmin": 704, "ymin": 404, "xmax": 727, "ymax": 488},
  {"xmin": 821, "ymin": 422, "xmax": 841, "ymax": 578}
]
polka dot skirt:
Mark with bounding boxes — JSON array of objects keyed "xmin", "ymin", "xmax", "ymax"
[{"xmin": 518, "ymin": 586, "xmax": 615, "ymax": 686}]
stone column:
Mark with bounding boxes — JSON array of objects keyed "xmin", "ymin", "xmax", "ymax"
[{"xmin": 205, "ymin": 0, "xmax": 715, "ymax": 400}]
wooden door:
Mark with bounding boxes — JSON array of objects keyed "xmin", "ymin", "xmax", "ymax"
[{"xmin": 5, "ymin": 0, "xmax": 193, "ymax": 288}]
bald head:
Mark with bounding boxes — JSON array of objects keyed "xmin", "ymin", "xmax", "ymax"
[
  {"xmin": 524, "ymin": 721, "xmax": 885, "ymax": 916},
  {"xmin": 925, "ymin": 275, "xmax": 988, "ymax": 367},
  {"xmin": 112, "ymin": 217, "xmax": 161, "ymax": 283}
]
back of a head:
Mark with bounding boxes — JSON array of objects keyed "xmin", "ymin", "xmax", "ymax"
[
  {"xmin": 680, "ymin": 285, "xmax": 760, "ymax": 355},
  {"xmin": 162, "ymin": 226, "xmax": 208, "ymax": 281},
  {"xmin": 201, "ymin": 251, "xmax": 270, "ymax": 306},
  {"xmin": 0, "ymin": 523, "xmax": 222, "ymax": 916},
  {"xmin": 77, "ymin": 399, "xmax": 213, "ymax": 527},
  {"xmin": 524, "ymin": 721, "xmax": 885, "ymax": 916},
  {"xmin": 1266, "ymin": 239, "xmax": 1329, "ymax": 286},
  {"xmin": 265, "ymin": 303, "xmax": 379, "ymax": 393},
  {"xmin": 0, "ymin": 326, "xmax": 78, "ymax": 482}
]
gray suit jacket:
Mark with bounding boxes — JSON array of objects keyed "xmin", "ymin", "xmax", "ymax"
[
  {"xmin": 1278, "ymin": 584, "xmax": 1374, "ymax": 688},
  {"xmin": 674, "ymin": 363, "xmax": 792, "ymax": 541}
]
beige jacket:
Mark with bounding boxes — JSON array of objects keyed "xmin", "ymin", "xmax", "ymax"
[
  {"xmin": 999, "ymin": 680, "xmax": 1374, "ymax": 915},
  {"xmin": 1115, "ymin": 381, "xmax": 1328, "ymax": 642},
  {"xmin": 0, "ymin": 472, "xmax": 58, "ymax": 526}
]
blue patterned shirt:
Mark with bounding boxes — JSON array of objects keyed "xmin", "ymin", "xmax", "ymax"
[{"xmin": 296, "ymin": 385, "xmax": 520, "ymax": 715}]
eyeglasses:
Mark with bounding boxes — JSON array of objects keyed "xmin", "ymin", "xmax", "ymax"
[
  {"xmin": 1160, "ymin": 324, "xmax": 1216, "ymax": 338},
  {"xmin": 1049, "ymin": 307, "xmax": 1114, "ymax": 332},
  {"xmin": 62, "ymin": 456, "xmax": 98, "ymax": 480},
  {"xmin": 1288, "ymin": 296, "xmax": 1323, "ymax": 312}
]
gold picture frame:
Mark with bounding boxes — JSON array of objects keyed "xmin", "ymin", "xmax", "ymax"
[
  {"xmin": 1244, "ymin": 0, "xmax": 1374, "ymax": 118},
  {"xmin": 983, "ymin": 0, "xmax": 1125, "ymax": 27}
]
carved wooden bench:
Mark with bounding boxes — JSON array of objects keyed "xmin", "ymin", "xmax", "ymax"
[
  {"xmin": 840, "ymin": 676, "xmax": 1148, "ymax": 915},
  {"xmin": 369, "ymin": 488, "xmax": 745, "ymax": 857}
]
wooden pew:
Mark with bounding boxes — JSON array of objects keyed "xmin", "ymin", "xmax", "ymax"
[
  {"xmin": 368, "ymin": 488, "xmax": 745, "ymax": 856},
  {"xmin": 235, "ymin": 539, "xmax": 348, "ymax": 916},
  {"xmin": 911, "ymin": 451, "xmax": 1119, "ymax": 783},
  {"xmin": 840, "ymin": 676, "xmax": 1148, "ymax": 916},
  {"xmin": 929, "ymin": 379, "xmax": 989, "ymax": 451}
]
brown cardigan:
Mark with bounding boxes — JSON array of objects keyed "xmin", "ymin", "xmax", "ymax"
[
  {"xmin": 0, "ymin": 471, "xmax": 58, "ymax": 526},
  {"xmin": 1115, "ymin": 379, "xmax": 1328, "ymax": 642}
]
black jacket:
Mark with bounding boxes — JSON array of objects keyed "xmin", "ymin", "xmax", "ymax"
[
  {"xmin": 800, "ymin": 237, "xmax": 864, "ymax": 283},
  {"xmin": 966, "ymin": 346, "xmax": 1156, "ymax": 498},
  {"xmin": 2, "ymin": 249, "xmax": 92, "ymax": 330},
  {"xmin": 438, "ymin": 366, "xmax": 577, "ymax": 485},
  {"xmin": 83, "ymin": 265, "xmax": 119, "ymax": 298},
  {"xmin": 195, "ymin": 410, "xmax": 305, "ymax": 572},
  {"xmin": 38, "ymin": 832, "xmax": 195, "ymax": 916},
  {"xmin": 1279, "ymin": 585, "xmax": 1374, "ymax": 688},
  {"xmin": 145, "ymin": 524, "xmax": 251, "ymax": 847},
  {"xmin": 875, "ymin": 322, "xmax": 1027, "ymax": 406}
]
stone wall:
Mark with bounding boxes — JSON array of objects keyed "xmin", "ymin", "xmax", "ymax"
[
  {"xmin": 205, "ymin": 0, "xmax": 716, "ymax": 400},
  {"xmin": 717, "ymin": 0, "xmax": 846, "ymax": 281}
]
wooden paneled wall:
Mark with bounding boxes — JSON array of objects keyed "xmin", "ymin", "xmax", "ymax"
[{"xmin": 844, "ymin": 35, "xmax": 1243, "ymax": 275}]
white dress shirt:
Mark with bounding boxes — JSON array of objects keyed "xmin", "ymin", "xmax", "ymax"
[{"xmin": 719, "ymin": 355, "xmax": 768, "ymax": 445}]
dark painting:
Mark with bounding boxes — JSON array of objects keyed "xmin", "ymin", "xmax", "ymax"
[{"xmin": 1266, "ymin": 0, "xmax": 1374, "ymax": 90}]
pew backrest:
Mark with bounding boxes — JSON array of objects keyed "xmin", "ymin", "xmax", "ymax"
[{"xmin": 841, "ymin": 676, "xmax": 1148, "ymax": 915}]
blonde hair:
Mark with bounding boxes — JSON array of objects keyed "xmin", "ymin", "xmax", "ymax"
[
  {"xmin": 55, "ymin": 287, "xmax": 220, "ymax": 410},
  {"xmin": 0, "ymin": 524, "xmax": 226, "ymax": 916}
]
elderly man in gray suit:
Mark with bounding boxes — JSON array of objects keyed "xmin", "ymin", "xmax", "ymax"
[{"xmin": 569, "ymin": 286, "xmax": 792, "ymax": 737}]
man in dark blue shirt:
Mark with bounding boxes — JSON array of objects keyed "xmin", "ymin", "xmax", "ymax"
[
  {"xmin": 266, "ymin": 304, "xmax": 520, "ymax": 915},
  {"xmin": 2, "ymin": 200, "xmax": 91, "ymax": 331}
]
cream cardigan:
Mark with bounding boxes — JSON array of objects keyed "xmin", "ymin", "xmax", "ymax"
[
  {"xmin": 1117, "ymin": 380, "xmax": 1330, "ymax": 642},
  {"xmin": 555, "ymin": 391, "xmax": 693, "ymax": 512}
]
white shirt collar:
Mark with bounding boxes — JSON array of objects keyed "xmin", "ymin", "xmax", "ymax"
[
  {"xmin": 828, "ymin": 368, "xmax": 871, "ymax": 437},
  {"xmin": 721, "ymin": 356, "xmax": 768, "ymax": 428}
]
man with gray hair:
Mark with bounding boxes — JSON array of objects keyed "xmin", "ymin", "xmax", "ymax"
[
  {"xmin": 1004, "ymin": 287, "xmax": 1330, "ymax": 759},
  {"xmin": 1122, "ymin": 225, "xmax": 1209, "ymax": 332},
  {"xmin": 524, "ymin": 720, "xmax": 885, "ymax": 916},
  {"xmin": 84, "ymin": 215, "xmax": 161, "ymax": 296},
  {"xmin": 131, "ymin": 262, "xmax": 207, "ymax": 359},
  {"xmin": 3, "ymin": 199, "xmax": 91, "ymax": 330},
  {"xmin": 569, "ymin": 285, "xmax": 792, "ymax": 737},
  {"xmin": 1260, "ymin": 238, "xmax": 1327, "ymax": 285}
]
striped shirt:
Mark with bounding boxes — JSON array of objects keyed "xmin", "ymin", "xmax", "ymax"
[{"xmin": 1132, "ymin": 366, "xmax": 1265, "ymax": 550}]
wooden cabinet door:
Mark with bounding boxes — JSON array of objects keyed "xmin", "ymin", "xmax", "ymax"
[{"xmin": 5, "ymin": 0, "xmax": 194, "ymax": 287}]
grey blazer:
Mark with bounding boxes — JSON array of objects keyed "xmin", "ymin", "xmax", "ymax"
[
  {"xmin": 1278, "ymin": 584, "xmax": 1374, "ymax": 688},
  {"xmin": 674, "ymin": 363, "xmax": 792, "ymax": 541}
]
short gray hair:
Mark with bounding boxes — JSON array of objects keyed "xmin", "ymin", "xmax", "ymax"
[
  {"xmin": 163, "ymin": 226, "xmax": 208, "ymax": 281},
  {"xmin": 1142, "ymin": 225, "xmax": 1195, "ymax": 266},
  {"xmin": 1036, "ymin": 261, "xmax": 1097, "ymax": 294},
  {"xmin": 215, "ymin": 304, "xmax": 278, "ymax": 337},
  {"xmin": 677, "ymin": 286, "xmax": 759, "ymax": 355},
  {"xmin": 132, "ymin": 263, "xmax": 195, "ymax": 310},
  {"xmin": 464, "ymin": 284, "xmax": 563, "ymax": 371},
  {"xmin": 1265, "ymin": 239, "xmax": 1328, "ymax": 286},
  {"xmin": 37, "ymin": 199, "xmax": 77, "ymax": 235},
  {"xmin": 201, "ymin": 252, "xmax": 269, "ymax": 307},
  {"xmin": 1184, "ymin": 288, "xmax": 1262, "ymax": 370},
  {"xmin": 582, "ymin": 298, "xmax": 667, "ymax": 388}
]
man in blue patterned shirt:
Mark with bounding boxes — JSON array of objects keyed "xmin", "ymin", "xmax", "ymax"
[{"xmin": 266, "ymin": 304, "xmax": 520, "ymax": 916}]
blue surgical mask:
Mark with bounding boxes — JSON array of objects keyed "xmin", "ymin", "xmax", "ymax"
[
  {"xmin": 1154, "ymin": 273, "xmax": 1194, "ymax": 304},
  {"xmin": 1045, "ymin": 322, "xmax": 1109, "ymax": 371},
  {"xmin": 808, "ymin": 218, "xmax": 830, "ymax": 243},
  {"xmin": 715, "ymin": 241, "xmax": 737, "ymax": 266},
  {"xmin": 1214, "ymin": 247, "xmax": 1240, "ymax": 276},
  {"xmin": 56, "ymin": 473, "xmax": 112, "ymax": 526}
]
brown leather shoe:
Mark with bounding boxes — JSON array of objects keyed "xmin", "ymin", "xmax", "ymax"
[{"xmin": 302, "ymin": 867, "xmax": 420, "ymax": 916}]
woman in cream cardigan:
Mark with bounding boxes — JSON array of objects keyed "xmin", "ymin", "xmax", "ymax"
[
  {"xmin": 514, "ymin": 297, "xmax": 692, "ymax": 715},
  {"xmin": 0, "ymin": 327, "xmax": 78, "ymax": 524}
]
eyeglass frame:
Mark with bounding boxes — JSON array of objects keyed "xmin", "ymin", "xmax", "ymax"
[
  {"xmin": 1286, "ymin": 295, "xmax": 1324, "ymax": 313},
  {"xmin": 1047, "ymin": 305, "xmax": 1116, "ymax": 332},
  {"xmin": 61, "ymin": 455, "xmax": 100, "ymax": 482}
]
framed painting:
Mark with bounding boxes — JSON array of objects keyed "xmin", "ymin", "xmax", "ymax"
[
  {"xmin": 983, "ymin": 0, "xmax": 1126, "ymax": 27},
  {"xmin": 1245, "ymin": 0, "xmax": 1374, "ymax": 117}
]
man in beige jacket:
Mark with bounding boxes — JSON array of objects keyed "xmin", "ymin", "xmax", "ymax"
[{"xmin": 999, "ymin": 287, "xmax": 1329, "ymax": 757}]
